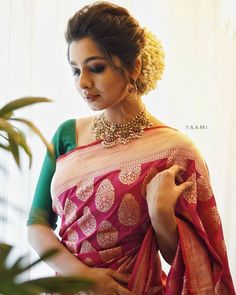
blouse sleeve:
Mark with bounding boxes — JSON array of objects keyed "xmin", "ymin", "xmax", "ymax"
[{"xmin": 26, "ymin": 119, "xmax": 76, "ymax": 230}]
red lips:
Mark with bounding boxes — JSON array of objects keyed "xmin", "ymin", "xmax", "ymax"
[
  {"xmin": 83, "ymin": 91, "xmax": 99, "ymax": 97},
  {"xmin": 86, "ymin": 94, "xmax": 99, "ymax": 99},
  {"xmin": 84, "ymin": 93, "xmax": 100, "ymax": 102}
]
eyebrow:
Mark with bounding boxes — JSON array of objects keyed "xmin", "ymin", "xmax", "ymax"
[{"xmin": 69, "ymin": 56, "xmax": 107, "ymax": 66}]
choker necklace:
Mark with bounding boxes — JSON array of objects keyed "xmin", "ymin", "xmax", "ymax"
[{"xmin": 91, "ymin": 109, "xmax": 153, "ymax": 148}]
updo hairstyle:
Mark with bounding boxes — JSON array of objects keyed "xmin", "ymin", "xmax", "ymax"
[{"xmin": 65, "ymin": 1, "xmax": 165, "ymax": 95}]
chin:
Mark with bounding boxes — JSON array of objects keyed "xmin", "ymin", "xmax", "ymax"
[{"xmin": 88, "ymin": 104, "xmax": 105, "ymax": 112}]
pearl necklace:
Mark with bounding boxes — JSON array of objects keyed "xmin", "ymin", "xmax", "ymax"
[{"xmin": 91, "ymin": 109, "xmax": 153, "ymax": 148}]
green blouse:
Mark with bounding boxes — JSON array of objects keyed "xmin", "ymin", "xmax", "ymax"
[{"xmin": 27, "ymin": 119, "xmax": 76, "ymax": 229}]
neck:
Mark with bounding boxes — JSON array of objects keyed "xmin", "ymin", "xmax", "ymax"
[{"xmin": 104, "ymin": 96, "xmax": 145, "ymax": 124}]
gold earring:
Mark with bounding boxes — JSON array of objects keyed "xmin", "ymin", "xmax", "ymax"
[{"xmin": 127, "ymin": 80, "xmax": 138, "ymax": 101}]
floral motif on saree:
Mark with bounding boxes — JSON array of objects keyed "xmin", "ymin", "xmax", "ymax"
[{"xmin": 50, "ymin": 126, "xmax": 235, "ymax": 295}]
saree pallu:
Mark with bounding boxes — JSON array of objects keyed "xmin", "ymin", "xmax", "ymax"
[{"xmin": 50, "ymin": 126, "xmax": 235, "ymax": 295}]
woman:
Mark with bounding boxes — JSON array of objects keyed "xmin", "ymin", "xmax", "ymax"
[{"xmin": 27, "ymin": 2, "xmax": 235, "ymax": 294}]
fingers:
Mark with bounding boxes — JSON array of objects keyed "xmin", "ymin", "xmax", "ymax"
[
  {"xmin": 178, "ymin": 180, "xmax": 194, "ymax": 194},
  {"xmin": 169, "ymin": 165, "xmax": 194, "ymax": 191},
  {"xmin": 107, "ymin": 270, "xmax": 134, "ymax": 295},
  {"xmin": 168, "ymin": 165, "xmax": 188, "ymax": 183},
  {"xmin": 175, "ymin": 174, "xmax": 184, "ymax": 184},
  {"xmin": 104, "ymin": 269, "xmax": 133, "ymax": 295},
  {"xmin": 108, "ymin": 269, "xmax": 129, "ymax": 284},
  {"xmin": 168, "ymin": 164, "xmax": 186, "ymax": 175}
]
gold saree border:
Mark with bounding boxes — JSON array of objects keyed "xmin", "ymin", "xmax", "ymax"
[{"xmin": 51, "ymin": 127, "xmax": 208, "ymax": 200}]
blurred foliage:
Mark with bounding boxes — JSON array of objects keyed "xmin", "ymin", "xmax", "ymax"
[
  {"xmin": 0, "ymin": 97, "xmax": 92, "ymax": 294},
  {"xmin": 0, "ymin": 243, "xmax": 91, "ymax": 295},
  {"xmin": 0, "ymin": 97, "xmax": 55, "ymax": 169}
]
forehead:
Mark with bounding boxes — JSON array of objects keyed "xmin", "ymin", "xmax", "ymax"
[{"xmin": 69, "ymin": 37, "xmax": 105, "ymax": 64}]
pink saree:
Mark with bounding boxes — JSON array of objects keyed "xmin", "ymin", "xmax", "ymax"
[{"xmin": 50, "ymin": 126, "xmax": 235, "ymax": 295}]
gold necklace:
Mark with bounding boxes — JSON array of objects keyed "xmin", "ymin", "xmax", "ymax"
[{"xmin": 91, "ymin": 109, "xmax": 153, "ymax": 147}]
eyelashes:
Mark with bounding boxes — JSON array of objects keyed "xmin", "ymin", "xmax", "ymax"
[
  {"xmin": 72, "ymin": 65, "xmax": 106, "ymax": 77},
  {"xmin": 72, "ymin": 69, "xmax": 80, "ymax": 76},
  {"xmin": 72, "ymin": 68, "xmax": 81, "ymax": 77},
  {"xmin": 90, "ymin": 65, "xmax": 105, "ymax": 73}
]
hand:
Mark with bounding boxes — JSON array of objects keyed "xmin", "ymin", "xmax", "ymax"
[
  {"xmin": 146, "ymin": 165, "xmax": 193, "ymax": 218},
  {"xmin": 82, "ymin": 267, "xmax": 134, "ymax": 295}
]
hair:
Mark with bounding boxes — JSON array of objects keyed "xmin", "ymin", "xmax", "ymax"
[{"xmin": 65, "ymin": 1, "xmax": 165, "ymax": 95}]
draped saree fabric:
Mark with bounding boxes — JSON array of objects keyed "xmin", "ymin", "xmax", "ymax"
[{"xmin": 50, "ymin": 126, "xmax": 235, "ymax": 295}]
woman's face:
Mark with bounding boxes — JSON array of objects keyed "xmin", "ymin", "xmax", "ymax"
[{"xmin": 69, "ymin": 37, "xmax": 129, "ymax": 111}]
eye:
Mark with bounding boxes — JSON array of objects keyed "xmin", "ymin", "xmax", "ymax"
[
  {"xmin": 72, "ymin": 68, "xmax": 81, "ymax": 77},
  {"xmin": 90, "ymin": 65, "xmax": 105, "ymax": 73}
]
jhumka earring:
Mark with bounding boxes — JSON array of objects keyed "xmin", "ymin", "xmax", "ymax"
[{"xmin": 127, "ymin": 80, "xmax": 138, "ymax": 101}]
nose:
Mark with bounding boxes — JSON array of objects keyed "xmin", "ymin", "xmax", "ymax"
[{"xmin": 76, "ymin": 71, "xmax": 93, "ymax": 90}]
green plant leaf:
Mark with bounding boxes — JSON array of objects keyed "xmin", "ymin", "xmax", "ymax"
[
  {"xmin": 9, "ymin": 256, "xmax": 25, "ymax": 275},
  {"xmin": 15, "ymin": 128, "xmax": 33, "ymax": 168},
  {"xmin": 9, "ymin": 137, "xmax": 21, "ymax": 168},
  {"xmin": 15, "ymin": 283, "xmax": 44, "ymax": 295},
  {"xmin": 0, "ymin": 119, "xmax": 37, "ymax": 168},
  {"xmin": 1, "ymin": 248, "xmax": 58, "ymax": 278},
  {"xmin": 25, "ymin": 276, "xmax": 92, "ymax": 293},
  {"xmin": 0, "ymin": 280, "xmax": 43, "ymax": 295},
  {"xmin": 0, "ymin": 243, "xmax": 92, "ymax": 294},
  {"xmin": 0, "ymin": 120, "xmax": 24, "ymax": 168},
  {"xmin": 9, "ymin": 118, "xmax": 54, "ymax": 159},
  {"xmin": 0, "ymin": 246, "xmax": 58, "ymax": 279},
  {"xmin": 0, "ymin": 119, "xmax": 23, "ymax": 146},
  {"xmin": 0, "ymin": 119, "xmax": 21, "ymax": 140},
  {"xmin": 19, "ymin": 248, "xmax": 58, "ymax": 274},
  {"xmin": 1, "ymin": 111, "xmax": 14, "ymax": 119},
  {"xmin": 0, "ymin": 142, "xmax": 10, "ymax": 151},
  {"xmin": 0, "ymin": 97, "xmax": 53, "ymax": 116},
  {"xmin": 0, "ymin": 243, "xmax": 12, "ymax": 271},
  {"xmin": 0, "ymin": 132, "xmax": 9, "ymax": 142}
]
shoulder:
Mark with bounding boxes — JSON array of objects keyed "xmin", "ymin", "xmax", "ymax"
[
  {"xmin": 163, "ymin": 127, "xmax": 197, "ymax": 150},
  {"xmin": 52, "ymin": 118, "xmax": 76, "ymax": 158},
  {"xmin": 150, "ymin": 119, "xmax": 196, "ymax": 152},
  {"xmin": 151, "ymin": 125, "xmax": 197, "ymax": 153},
  {"xmin": 56, "ymin": 118, "xmax": 76, "ymax": 132},
  {"xmin": 75, "ymin": 115, "xmax": 96, "ymax": 129},
  {"xmin": 52, "ymin": 118, "xmax": 76, "ymax": 144},
  {"xmin": 75, "ymin": 115, "xmax": 97, "ymax": 147},
  {"xmin": 160, "ymin": 127, "xmax": 209, "ymax": 175},
  {"xmin": 52, "ymin": 116, "xmax": 96, "ymax": 154}
]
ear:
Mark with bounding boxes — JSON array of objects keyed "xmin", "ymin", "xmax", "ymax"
[{"xmin": 130, "ymin": 56, "xmax": 142, "ymax": 81}]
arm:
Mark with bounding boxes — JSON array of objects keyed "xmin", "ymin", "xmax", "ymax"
[
  {"xmin": 27, "ymin": 121, "xmax": 132, "ymax": 295},
  {"xmin": 27, "ymin": 224, "xmax": 132, "ymax": 295},
  {"xmin": 27, "ymin": 224, "xmax": 88, "ymax": 276},
  {"xmin": 146, "ymin": 165, "xmax": 193, "ymax": 264},
  {"xmin": 150, "ymin": 209, "xmax": 179, "ymax": 265}
]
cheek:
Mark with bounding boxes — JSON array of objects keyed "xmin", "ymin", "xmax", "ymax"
[{"xmin": 101, "ymin": 73, "xmax": 127, "ymax": 95}]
